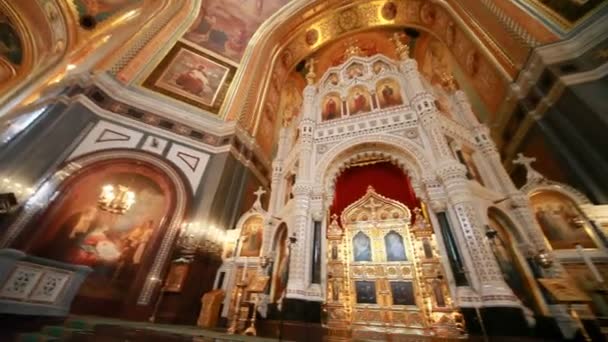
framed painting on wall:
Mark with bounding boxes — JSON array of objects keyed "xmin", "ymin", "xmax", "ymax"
[{"xmin": 144, "ymin": 43, "xmax": 236, "ymax": 115}]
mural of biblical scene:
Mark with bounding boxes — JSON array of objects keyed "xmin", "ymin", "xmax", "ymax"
[
  {"xmin": 376, "ymin": 79, "xmax": 404, "ymax": 108},
  {"xmin": 384, "ymin": 231, "xmax": 407, "ymax": 261},
  {"xmin": 390, "ymin": 281, "xmax": 415, "ymax": 306},
  {"xmin": 155, "ymin": 48, "xmax": 229, "ymax": 107},
  {"xmin": 487, "ymin": 212, "xmax": 536, "ymax": 310},
  {"xmin": 256, "ymin": 106, "xmax": 276, "ymax": 156},
  {"xmin": 419, "ymin": 37, "xmax": 451, "ymax": 86},
  {"xmin": 310, "ymin": 30, "xmax": 401, "ymax": 77},
  {"xmin": 562, "ymin": 263, "xmax": 608, "ymax": 317},
  {"xmin": 279, "ymin": 74, "xmax": 304, "ymax": 126},
  {"xmin": 321, "ymin": 93, "xmax": 342, "ymax": 121},
  {"xmin": 29, "ymin": 163, "xmax": 172, "ymax": 303},
  {"xmin": 0, "ymin": 15, "xmax": 22, "ymax": 66},
  {"xmin": 72, "ymin": 0, "xmax": 141, "ymax": 23},
  {"xmin": 240, "ymin": 215, "xmax": 263, "ymax": 257},
  {"xmin": 355, "ymin": 281, "xmax": 377, "ymax": 304},
  {"xmin": 183, "ymin": 0, "xmax": 290, "ymax": 62},
  {"xmin": 353, "ymin": 231, "xmax": 372, "ymax": 262},
  {"xmin": 272, "ymin": 225, "xmax": 289, "ymax": 302},
  {"xmin": 347, "ymin": 86, "xmax": 372, "ymax": 115},
  {"xmin": 530, "ymin": 191, "xmax": 596, "ymax": 249}
]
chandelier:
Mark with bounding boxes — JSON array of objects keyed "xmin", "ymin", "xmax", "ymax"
[{"xmin": 98, "ymin": 184, "xmax": 136, "ymax": 214}]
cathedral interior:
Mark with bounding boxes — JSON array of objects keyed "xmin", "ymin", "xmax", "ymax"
[{"xmin": 0, "ymin": 0, "xmax": 608, "ymax": 341}]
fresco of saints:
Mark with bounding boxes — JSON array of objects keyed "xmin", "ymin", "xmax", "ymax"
[
  {"xmin": 175, "ymin": 64, "xmax": 210, "ymax": 96},
  {"xmin": 323, "ymin": 97, "xmax": 339, "ymax": 120},
  {"xmin": 381, "ymin": 84, "xmax": 401, "ymax": 107},
  {"xmin": 352, "ymin": 92, "xmax": 368, "ymax": 114}
]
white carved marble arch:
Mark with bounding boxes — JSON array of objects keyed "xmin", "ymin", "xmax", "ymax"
[{"xmin": 313, "ymin": 133, "xmax": 434, "ymax": 207}]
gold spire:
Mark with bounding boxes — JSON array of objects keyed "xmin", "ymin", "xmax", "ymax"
[
  {"xmin": 344, "ymin": 39, "xmax": 364, "ymax": 59},
  {"xmin": 305, "ymin": 57, "xmax": 317, "ymax": 85},
  {"xmin": 390, "ymin": 32, "xmax": 410, "ymax": 60},
  {"xmin": 439, "ymin": 71, "xmax": 458, "ymax": 92}
]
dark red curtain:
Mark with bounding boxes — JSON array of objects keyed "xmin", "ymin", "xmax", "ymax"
[{"xmin": 330, "ymin": 161, "xmax": 419, "ymax": 219}]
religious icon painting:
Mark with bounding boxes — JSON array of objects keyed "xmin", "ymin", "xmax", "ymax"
[
  {"xmin": 384, "ymin": 231, "xmax": 407, "ymax": 261},
  {"xmin": 156, "ymin": 48, "xmax": 229, "ymax": 107},
  {"xmin": 239, "ymin": 215, "xmax": 264, "ymax": 257},
  {"xmin": 390, "ymin": 281, "xmax": 415, "ymax": 306},
  {"xmin": 321, "ymin": 93, "xmax": 342, "ymax": 121},
  {"xmin": 353, "ymin": 231, "xmax": 372, "ymax": 262},
  {"xmin": 376, "ymin": 78, "xmax": 404, "ymax": 108},
  {"xmin": 355, "ymin": 280, "xmax": 377, "ymax": 304},
  {"xmin": 347, "ymin": 86, "xmax": 372, "ymax": 115},
  {"xmin": 145, "ymin": 43, "xmax": 236, "ymax": 114},
  {"xmin": 530, "ymin": 191, "xmax": 596, "ymax": 249}
]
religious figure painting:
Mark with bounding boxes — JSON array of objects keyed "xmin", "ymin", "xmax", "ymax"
[
  {"xmin": 390, "ymin": 281, "xmax": 415, "ymax": 306},
  {"xmin": 376, "ymin": 79, "xmax": 403, "ymax": 108},
  {"xmin": 531, "ymin": 191, "xmax": 596, "ymax": 249},
  {"xmin": 28, "ymin": 164, "xmax": 172, "ymax": 303},
  {"xmin": 156, "ymin": 48, "xmax": 229, "ymax": 107},
  {"xmin": 347, "ymin": 87, "xmax": 371, "ymax": 115},
  {"xmin": 183, "ymin": 0, "xmax": 289, "ymax": 62},
  {"xmin": 355, "ymin": 280, "xmax": 377, "ymax": 304},
  {"xmin": 240, "ymin": 215, "xmax": 263, "ymax": 257},
  {"xmin": 346, "ymin": 63, "xmax": 365, "ymax": 79},
  {"xmin": 353, "ymin": 231, "xmax": 372, "ymax": 262},
  {"xmin": 321, "ymin": 94, "xmax": 342, "ymax": 121},
  {"xmin": 384, "ymin": 231, "xmax": 407, "ymax": 261}
]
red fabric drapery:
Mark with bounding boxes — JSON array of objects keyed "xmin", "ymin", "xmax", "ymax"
[{"xmin": 330, "ymin": 161, "xmax": 419, "ymax": 219}]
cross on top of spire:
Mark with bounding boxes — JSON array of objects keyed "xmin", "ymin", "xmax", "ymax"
[
  {"xmin": 513, "ymin": 153, "xmax": 544, "ymax": 183},
  {"xmin": 252, "ymin": 186, "xmax": 266, "ymax": 210}
]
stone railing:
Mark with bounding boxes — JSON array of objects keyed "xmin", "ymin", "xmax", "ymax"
[{"xmin": 0, "ymin": 249, "xmax": 92, "ymax": 316}]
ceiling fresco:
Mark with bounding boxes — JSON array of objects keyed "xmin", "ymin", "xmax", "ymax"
[
  {"xmin": 182, "ymin": 0, "xmax": 291, "ymax": 63},
  {"xmin": 72, "ymin": 0, "xmax": 141, "ymax": 24}
]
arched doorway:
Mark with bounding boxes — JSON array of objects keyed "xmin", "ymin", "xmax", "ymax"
[{"xmin": 20, "ymin": 158, "xmax": 181, "ymax": 316}]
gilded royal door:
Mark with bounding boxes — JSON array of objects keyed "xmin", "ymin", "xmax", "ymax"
[{"xmin": 324, "ymin": 187, "xmax": 463, "ymax": 340}]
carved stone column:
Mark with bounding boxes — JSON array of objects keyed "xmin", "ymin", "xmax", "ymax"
[
  {"xmin": 268, "ymin": 127, "xmax": 288, "ymax": 214},
  {"xmin": 286, "ymin": 82, "xmax": 317, "ymax": 299},
  {"xmin": 437, "ymin": 163, "xmax": 518, "ymax": 306}
]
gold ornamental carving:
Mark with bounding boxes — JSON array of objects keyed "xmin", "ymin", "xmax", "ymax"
[{"xmin": 324, "ymin": 186, "xmax": 464, "ymax": 338}]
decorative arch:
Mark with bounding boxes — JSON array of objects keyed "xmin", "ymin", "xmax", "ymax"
[
  {"xmin": 225, "ymin": 0, "xmax": 515, "ymax": 132},
  {"xmin": 315, "ymin": 133, "xmax": 433, "ymax": 200},
  {"xmin": 1, "ymin": 150, "xmax": 189, "ymax": 306}
]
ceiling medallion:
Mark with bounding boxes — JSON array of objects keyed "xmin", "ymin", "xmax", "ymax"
[
  {"xmin": 381, "ymin": 2, "xmax": 397, "ymax": 20},
  {"xmin": 305, "ymin": 29, "xmax": 319, "ymax": 45},
  {"xmin": 338, "ymin": 9, "xmax": 359, "ymax": 31}
]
